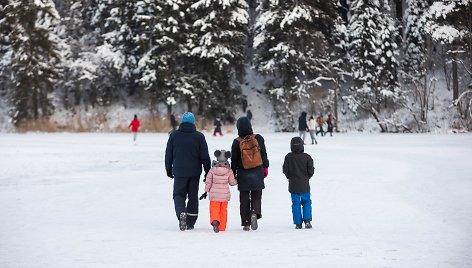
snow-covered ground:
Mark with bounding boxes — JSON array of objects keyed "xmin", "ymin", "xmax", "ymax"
[{"xmin": 1, "ymin": 132, "xmax": 471, "ymax": 267}]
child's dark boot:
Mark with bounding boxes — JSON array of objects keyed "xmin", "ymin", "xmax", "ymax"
[
  {"xmin": 304, "ymin": 221, "xmax": 312, "ymax": 229},
  {"xmin": 212, "ymin": 220, "xmax": 220, "ymax": 233}
]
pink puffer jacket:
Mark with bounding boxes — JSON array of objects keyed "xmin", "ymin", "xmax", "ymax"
[{"xmin": 205, "ymin": 166, "xmax": 237, "ymax": 202}]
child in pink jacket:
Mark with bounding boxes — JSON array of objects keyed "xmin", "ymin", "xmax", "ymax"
[{"xmin": 199, "ymin": 150, "xmax": 237, "ymax": 233}]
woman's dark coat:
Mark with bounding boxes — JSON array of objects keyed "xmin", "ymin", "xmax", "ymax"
[{"xmin": 231, "ymin": 117, "xmax": 269, "ymax": 191}]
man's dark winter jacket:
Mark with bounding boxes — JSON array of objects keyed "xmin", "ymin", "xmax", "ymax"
[
  {"xmin": 298, "ymin": 112, "xmax": 308, "ymax": 131},
  {"xmin": 282, "ymin": 137, "xmax": 314, "ymax": 194},
  {"xmin": 165, "ymin": 122, "xmax": 211, "ymax": 178},
  {"xmin": 231, "ymin": 117, "xmax": 269, "ymax": 191}
]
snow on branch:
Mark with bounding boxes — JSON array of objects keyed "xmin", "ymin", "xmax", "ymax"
[
  {"xmin": 453, "ymin": 90, "xmax": 472, "ymax": 106},
  {"xmin": 306, "ymin": 76, "xmax": 335, "ymax": 86}
]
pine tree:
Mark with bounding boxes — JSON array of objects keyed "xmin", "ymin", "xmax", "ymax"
[
  {"xmin": 402, "ymin": 0, "xmax": 429, "ymax": 83},
  {"xmin": 402, "ymin": 0, "xmax": 433, "ymax": 127},
  {"xmin": 137, "ymin": 0, "xmax": 191, "ymax": 112},
  {"xmin": 254, "ymin": 0, "xmax": 337, "ymax": 130},
  {"xmin": 345, "ymin": 0, "xmax": 401, "ymax": 132},
  {"xmin": 0, "ymin": 0, "xmax": 13, "ymax": 100},
  {"xmin": 94, "ymin": 0, "xmax": 141, "ymax": 101},
  {"xmin": 189, "ymin": 0, "xmax": 248, "ymax": 117},
  {"xmin": 427, "ymin": 0, "xmax": 472, "ymax": 127},
  {"xmin": 2, "ymin": 0, "xmax": 62, "ymax": 125}
]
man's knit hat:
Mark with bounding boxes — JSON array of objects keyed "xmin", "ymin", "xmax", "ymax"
[{"xmin": 182, "ymin": 112, "xmax": 195, "ymax": 124}]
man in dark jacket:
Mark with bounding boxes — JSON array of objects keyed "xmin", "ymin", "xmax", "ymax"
[
  {"xmin": 231, "ymin": 117, "xmax": 269, "ymax": 231},
  {"xmin": 298, "ymin": 112, "xmax": 308, "ymax": 144},
  {"xmin": 282, "ymin": 137, "xmax": 315, "ymax": 229},
  {"xmin": 165, "ymin": 112, "xmax": 211, "ymax": 231}
]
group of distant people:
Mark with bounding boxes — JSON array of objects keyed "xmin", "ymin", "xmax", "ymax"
[{"xmin": 298, "ymin": 111, "xmax": 336, "ymax": 145}]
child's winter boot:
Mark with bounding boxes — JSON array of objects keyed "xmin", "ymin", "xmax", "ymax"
[
  {"xmin": 243, "ymin": 226, "xmax": 250, "ymax": 231},
  {"xmin": 304, "ymin": 221, "xmax": 312, "ymax": 229},
  {"xmin": 212, "ymin": 220, "xmax": 220, "ymax": 233}
]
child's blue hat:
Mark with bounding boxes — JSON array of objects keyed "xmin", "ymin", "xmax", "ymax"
[{"xmin": 182, "ymin": 112, "xmax": 195, "ymax": 124}]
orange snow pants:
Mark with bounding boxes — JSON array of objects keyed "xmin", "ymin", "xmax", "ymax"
[{"xmin": 209, "ymin": 201, "xmax": 228, "ymax": 231}]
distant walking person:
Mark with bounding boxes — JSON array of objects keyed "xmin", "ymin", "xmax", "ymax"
[
  {"xmin": 128, "ymin": 114, "xmax": 141, "ymax": 142},
  {"xmin": 327, "ymin": 112, "xmax": 335, "ymax": 136},
  {"xmin": 170, "ymin": 112, "xmax": 178, "ymax": 132},
  {"xmin": 165, "ymin": 112, "xmax": 211, "ymax": 231},
  {"xmin": 213, "ymin": 117, "xmax": 223, "ymax": 136},
  {"xmin": 242, "ymin": 99, "xmax": 248, "ymax": 112},
  {"xmin": 246, "ymin": 109, "xmax": 253, "ymax": 121},
  {"xmin": 316, "ymin": 112, "xmax": 325, "ymax": 136},
  {"xmin": 283, "ymin": 137, "xmax": 315, "ymax": 229},
  {"xmin": 298, "ymin": 112, "xmax": 308, "ymax": 144},
  {"xmin": 231, "ymin": 117, "xmax": 269, "ymax": 231},
  {"xmin": 307, "ymin": 116, "xmax": 318, "ymax": 145}
]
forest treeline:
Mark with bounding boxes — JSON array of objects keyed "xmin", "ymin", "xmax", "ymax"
[{"xmin": 0, "ymin": 0, "xmax": 471, "ymax": 132}]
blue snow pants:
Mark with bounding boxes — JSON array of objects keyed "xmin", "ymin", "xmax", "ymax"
[{"xmin": 291, "ymin": 192, "xmax": 312, "ymax": 224}]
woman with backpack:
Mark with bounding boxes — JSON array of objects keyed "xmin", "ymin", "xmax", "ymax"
[{"xmin": 231, "ymin": 117, "xmax": 269, "ymax": 231}]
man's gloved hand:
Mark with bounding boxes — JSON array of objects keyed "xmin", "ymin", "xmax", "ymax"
[
  {"xmin": 203, "ymin": 172, "xmax": 208, "ymax": 182},
  {"xmin": 167, "ymin": 170, "xmax": 174, "ymax": 179},
  {"xmin": 199, "ymin": 192, "xmax": 208, "ymax": 200},
  {"xmin": 263, "ymin": 167, "xmax": 268, "ymax": 178}
]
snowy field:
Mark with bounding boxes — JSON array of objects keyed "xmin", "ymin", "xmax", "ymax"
[{"xmin": 1, "ymin": 132, "xmax": 471, "ymax": 267}]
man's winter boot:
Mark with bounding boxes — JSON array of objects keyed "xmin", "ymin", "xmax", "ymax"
[
  {"xmin": 179, "ymin": 212, "xmax": 187, "ymax": 231},
  {"xmin": 304, "ymin": 221, "xmax": 312, "ymax": 229},
  {"xmin": 250, "ymin": 213, "xmax": 258, "ymax": 230},
  {"xmin": 212, "ymin": 221, "xmax": 220, "ymax": 233},
  {"xmin": 295, "ymin": 224, "xmax": 303, "ymax": 229},
  {"xmin": 243, "ymin": 226, "xmax": 250, "ymax": 231}
]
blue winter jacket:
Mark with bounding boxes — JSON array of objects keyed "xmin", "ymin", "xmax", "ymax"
[{"xmin": 165, "ymin": 122, "xmax": 211, "ymax": 178}]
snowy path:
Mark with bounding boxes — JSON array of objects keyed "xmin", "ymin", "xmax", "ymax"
[{"xmin": 1, "ymin": 132, "xmax": 471, "ymax": 267}]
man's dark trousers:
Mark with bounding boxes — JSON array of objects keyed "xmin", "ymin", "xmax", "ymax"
[{"xmin": 173, "ymin": 176, "xmax": 200, "ymax": 227}]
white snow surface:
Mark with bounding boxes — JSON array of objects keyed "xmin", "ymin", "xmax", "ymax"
[{"xmin": 1, "ymin": 132, "xmax": 472, "ymax": 267}]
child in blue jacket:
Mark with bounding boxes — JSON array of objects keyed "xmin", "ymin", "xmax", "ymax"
[{"xmin": 282, "ymin": 137, "xmax": 315, "ymax": 229}]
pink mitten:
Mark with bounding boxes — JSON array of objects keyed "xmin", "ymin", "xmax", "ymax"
[{"xmin": 263, "ymin": 167, "xmax": 268, "ymax": 178}]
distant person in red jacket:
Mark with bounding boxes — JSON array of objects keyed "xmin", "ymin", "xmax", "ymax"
[{"xmin": 128, "ymin": 114, "xmax": 141, "ymax": 142}]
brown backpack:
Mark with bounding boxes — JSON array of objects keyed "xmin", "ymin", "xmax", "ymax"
[{"xmin": 236, "ymin": 134, "xmax": 263, "ymax": 169}]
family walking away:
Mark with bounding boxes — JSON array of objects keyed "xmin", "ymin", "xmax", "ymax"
[
  {"xmin": 128, "ymin": 114, "xmax": 141, "ymax": 142},
  {"xmin": 165, "ymin": 112, "xmax": 211, "ymax": 231},
  {"xmin": 166, "ymin": 112, "xmax": 300, "ymax": 232},
  {"xmin": 283, "ymin": 137, "xmax": 315, "ymax": 229}
]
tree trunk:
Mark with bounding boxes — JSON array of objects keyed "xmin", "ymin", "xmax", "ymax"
[
  {"xmin": 371, "ymin": 108, "xmax": 387, "ymax": 132},
  {"xmin": 334, "ymin": 80, "xmax": 339, "ymax": 132},
  {"xmin": 452, "ymin": 55, "xmax": 459, "ymax": 101}
]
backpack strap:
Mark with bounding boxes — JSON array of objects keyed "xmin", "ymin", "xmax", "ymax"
[{"xmin": 236, "ymin": 134, "xmax": 255, "ymax": 142}]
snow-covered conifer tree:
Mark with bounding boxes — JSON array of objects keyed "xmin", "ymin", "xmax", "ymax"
[
  {"xmin": 189, "ymin": 0, "xmax": 248, "ymax": 116},
  {"xmin": 426, "ymin": 0, "xmax": 472, "ymax": 127},
  {"xmin": 95, "ymin": 0, "xmax": 143, "ymax": 98},
  {"xmin": 137, "ymin": 0, "xmax": 192, "ymax": 112},
  {"xmin": 2, "ymin": 0, "xmax": 63, "ymax": 125},
  {"xmin": 254, "ymin": 0, "xmax": 337, "ymax": 130},
  {"xmin": 401, "ymin": 0, "xmax": 434, "ymax": 127},
  {"xmin": 402, "ymin": 0, "xmax": 429, "ymax": 83},
  {"xmin": 345, "ymin": 0, "xmax": 401, "ymax": 132}
]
